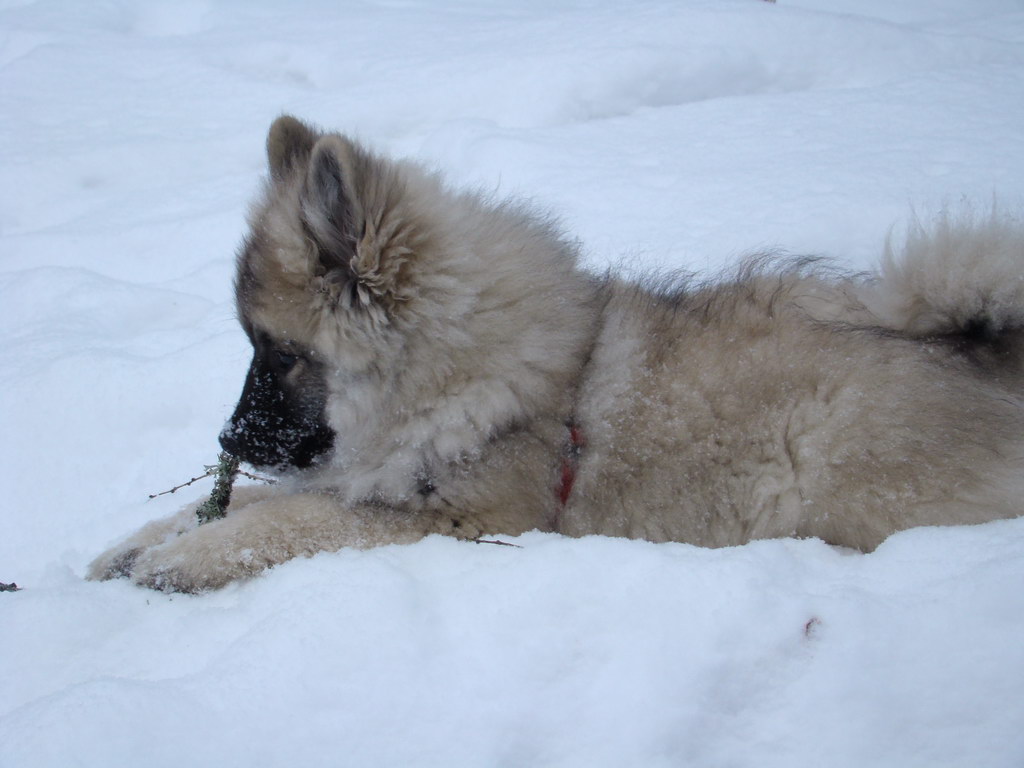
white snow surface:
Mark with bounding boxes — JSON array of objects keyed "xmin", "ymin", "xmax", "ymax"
[{"xmin": 3, "ymin": 1, "xmax": 1024, "ymax": 765}]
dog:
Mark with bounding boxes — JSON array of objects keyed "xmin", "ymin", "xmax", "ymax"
[{"xmin": 88, "ymin": 115, "xmax": 1024, "ymax": 592}]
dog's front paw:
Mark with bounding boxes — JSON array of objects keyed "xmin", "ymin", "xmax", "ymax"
[
  {"xmin": 87, "ymin": 545, "xmax": 145, "ymax": 581},
  {"xmin": 87, "ymin": 506, "xmax": 199, "ymax": 581},
  {"xmin": 127, "ymin": 517, "xmax": 273, "ymax": 593},
  {"xmin": 87, "ymin": 486, "xmax": 278, "ymax": 585}
]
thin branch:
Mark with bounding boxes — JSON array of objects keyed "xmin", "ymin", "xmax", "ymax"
[
  {"xmin": 470, "ymin": 538, "xmax": 523, "ymax": 548},
  {"xmin": 148, "ymin": 464, "xmax": 275, "ymax": 501},
  {"xmin": 148, "ymin": 469, "xmax": 216, "ymax": 500},
  {"xmin": 240, "ymin": 469, "xmax": 277, "ymax": 484}
]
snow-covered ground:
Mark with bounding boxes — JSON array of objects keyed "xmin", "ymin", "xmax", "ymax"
[{"xmin": 3, "ymin": 1, "xmax": 1024, "ymax": 765}]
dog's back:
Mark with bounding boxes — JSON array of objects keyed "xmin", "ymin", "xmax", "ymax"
[{"xmin": 564, "ymin": 213, "xmax": 1024, "ymax": 550}]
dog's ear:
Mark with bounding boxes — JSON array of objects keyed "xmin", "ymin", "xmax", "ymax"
[
  {"xmin": 301, "ymin": 135, "xmax": 361, "ymax": 277},
  {"xmin": 301, "ymin": 136, "xmax": 413, "ymax": 312},
  {"xmin": 267, "ymin": 115, "xmax": 318, "ymax": 180}
]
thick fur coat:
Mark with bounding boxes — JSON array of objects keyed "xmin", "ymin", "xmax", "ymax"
[{"xmin": 89, "ymin": 116, "xmax": 1024, "ymax": 592}]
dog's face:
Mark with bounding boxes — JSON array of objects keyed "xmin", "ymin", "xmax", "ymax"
[
  {"xmin": 218, "ymin": 116, "xmax": 353, "ymax": 471},
  {"xmin": 219, "ymin": 114, "xmax": 428, "ymax": 472}
]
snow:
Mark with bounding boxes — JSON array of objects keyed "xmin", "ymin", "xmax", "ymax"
[{"xmin": 2, "ymin": 0, "xmax": 1024, "ymax": 765}]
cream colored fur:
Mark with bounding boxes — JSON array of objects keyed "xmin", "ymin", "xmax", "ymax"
[{"xmin": 89, "ymin": 116, "xmax": 1024, "ymax": 592}]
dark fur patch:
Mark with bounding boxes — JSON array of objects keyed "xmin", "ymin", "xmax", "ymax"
[
  {"xmin": 301, "ymin": 139, "xmax": 360, "ymax": 275},
  {"xmin": 219, "ymin": 333, "xmax": 335, "ymax": 470}
]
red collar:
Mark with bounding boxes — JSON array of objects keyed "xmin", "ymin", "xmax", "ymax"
[{"xmin": 557, "ymin": 423, "xmax": 585, "ymax": 507}]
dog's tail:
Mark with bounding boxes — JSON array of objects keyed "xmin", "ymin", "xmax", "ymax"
[{"xmin": 860, "ymin": 208, "xmax": 1024, "ymax": 344}]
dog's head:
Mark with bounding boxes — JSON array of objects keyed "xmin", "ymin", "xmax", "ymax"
[
  {"xmin": 219, "ymin": 115, "xmax": 595, "ymax": 478},
  {"xmin": 219, "ymin": 115, "xmax": 428, "ymax": 470}
]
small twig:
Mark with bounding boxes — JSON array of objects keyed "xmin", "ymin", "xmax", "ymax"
[
  {"xmin": 470, "ymin": 538, "xmax": 523, "ymax": 548},
  {"xmin": 1, "ymin": 581, "xmax": 21, "ymax": 592},
  {"xmin": 148, "ymin": 469, "xmax": 216, "ymax": 499},
  {"xmin": 148, "ymin": 464, "xmax": 275, "ymax": 501}
]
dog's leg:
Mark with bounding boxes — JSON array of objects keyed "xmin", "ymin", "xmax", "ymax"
[
  {"xmin": 124, "ymin": 492, "xmax": 437, "ymax": 593},
  {"xmin": 86, "ymin": 485, "xmax": 278, "ymax": 582}
]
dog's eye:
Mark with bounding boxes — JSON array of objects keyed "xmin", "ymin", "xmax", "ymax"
[{"xmin": 274, "ymin": 350, "xmax": 299, "ymax": 372}]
